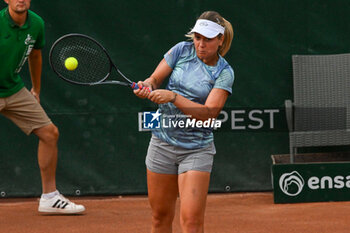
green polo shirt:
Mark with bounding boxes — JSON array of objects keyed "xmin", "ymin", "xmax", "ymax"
[{"xmin": 0, "ymin": 7, "xmax": 45, "ymax": 97}]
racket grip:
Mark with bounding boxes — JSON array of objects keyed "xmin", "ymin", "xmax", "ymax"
[
  {"xmin": 131, "ymin": 82, "xmax": 140, "ymax": 90},
  {"xmin": 131, "ymin": 82, "xmax": 152, "ymax": 92}
]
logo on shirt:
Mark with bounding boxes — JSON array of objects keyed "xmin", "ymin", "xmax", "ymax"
[
  {"xmin": 24, "ymin": 34, "xmax": 36, "ymax": 45},
  {"xmin": 15, "ymin": 34, "xmax": 36, "ymax": 73}
]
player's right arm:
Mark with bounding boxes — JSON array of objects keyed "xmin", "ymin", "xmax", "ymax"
[
  {"xmin": 145, "ymin": 59, "xmax": 172, "ymax": 89},
  {"xmin": 134, "ymin": 58, "xmax": 172, "ymax": 98}
]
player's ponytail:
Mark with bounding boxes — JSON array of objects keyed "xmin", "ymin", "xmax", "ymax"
[{"xmin": 219, "ymin": 17, "xmax": 234, "ymax": 57}]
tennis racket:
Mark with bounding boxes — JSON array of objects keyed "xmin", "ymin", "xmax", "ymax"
[{"xmin": 49, "ymin": 33, "xmax": 140, "ymax": 89}]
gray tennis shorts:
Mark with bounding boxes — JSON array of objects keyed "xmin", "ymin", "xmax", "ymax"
[{"xmin": 146, "ymin": 135, "xmax": 216, "ymax": 174}]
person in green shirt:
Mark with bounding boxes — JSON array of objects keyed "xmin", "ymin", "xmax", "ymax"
[{"xmin": 0, "ymin": 0, "xmax": 85, "ymax": 214}]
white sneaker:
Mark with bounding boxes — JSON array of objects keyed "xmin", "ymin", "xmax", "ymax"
[{"xmin": 38, "ymin": 194, "xmax": 85, "ymax": 214}]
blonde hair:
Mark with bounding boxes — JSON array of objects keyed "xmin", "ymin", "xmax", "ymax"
[{"xmin": 186, "ymin": 11, "xmax": 234, "ymax": 57}]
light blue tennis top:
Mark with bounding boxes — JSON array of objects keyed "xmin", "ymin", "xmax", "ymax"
[{"xmin": 152, "ymin": 41, "xmax": 234, "ymax": 149}]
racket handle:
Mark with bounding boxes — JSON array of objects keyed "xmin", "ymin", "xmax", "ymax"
[
  {"xmin": 131, "ymin": 82, "xmax": 140, "ymax": 90},
  {"xmin": 131, "ymin": 82, "xmax": 152, "ymax": 92}
]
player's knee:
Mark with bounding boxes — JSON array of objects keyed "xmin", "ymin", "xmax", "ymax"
[
  {"xmin": 152, "ymin": 210, "xmax": 174, "ymax": 228},
  {"xmin": 180, "ymin": 214, "xmax": 204, "ymax": 233}
]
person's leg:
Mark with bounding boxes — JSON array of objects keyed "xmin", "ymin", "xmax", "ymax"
[
  {"xmin": 1, "ymin": 88, "xmax": 84, "ymax": 213},
  {"xmin": 33, "ymin": 123, "xmax": 59, "ymax": 194},
  {"xmin": 147, "ymin": 169, "xmax": 179, "ymax": 233},
  {"xmin": 34, "ymin": 124, "xmax": 85, "ymax": 214},
  {"xmin": 178, "ymin": 170, "xmax": 210, "ymax": 233}
]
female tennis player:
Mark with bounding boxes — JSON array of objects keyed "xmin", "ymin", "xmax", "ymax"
[{"xmin": 134, "ymin": 11, "xmax": 234, "ymax": 233}]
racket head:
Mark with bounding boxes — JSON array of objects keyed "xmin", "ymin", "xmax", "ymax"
[{"xmin": 49, "ymin": 33, "xmax": 113, "ymax": 85}]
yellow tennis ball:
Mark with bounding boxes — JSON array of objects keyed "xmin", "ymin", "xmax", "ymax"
[{"xmin": 65, "ymin": 57, "xmax": 78, "ymax": 71}]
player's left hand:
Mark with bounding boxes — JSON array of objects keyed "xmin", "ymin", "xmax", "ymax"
[{"xmin": 148, "ymin": 90, "xmax": 175, "ymax": 104}]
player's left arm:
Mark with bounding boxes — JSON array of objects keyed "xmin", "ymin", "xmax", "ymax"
[
  {"xmin": 149, "ymin": 88, "xmax": 229, "ymax": 121},
  {"xmin": 28, "ymin": 49, "xmax": 42, "ymax": 102},
  {"xmin": 173, "ymin": 88, "xmax": 229, "ymax": 121}
]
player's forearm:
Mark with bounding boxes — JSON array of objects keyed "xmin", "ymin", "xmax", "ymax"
[
  {"xmin": 144, "ymin": 76, "xmax": 159, "ymax": 90},
  {"xmin": 145, "ymin": 59, "xmax": 172, "ymax": 90},
  {"xmin": 28, "ymin": 49, "xmax": 42, "ymax": 94},
  {"xmin": 173, "ymin": 94, "xmax": 221, "ymax": 121},
  {"xmin": 173, "ymin": 88, "xmax": 229, "ymax": 121}
]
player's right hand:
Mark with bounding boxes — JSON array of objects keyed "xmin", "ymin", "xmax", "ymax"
[{"xmin": 133, "ymin": 81, "xmax": 152, "ymax": 99}]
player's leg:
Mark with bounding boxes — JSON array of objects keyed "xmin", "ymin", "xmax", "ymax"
[
  {"xmin": 176, "ymin": 143, "xmax": 215, "ymax": 233},
  {"xmin": 32, "ymin": 123, "xmax": 59, "ymax": 193},
  {"xmin": 147, "ymin": 169, "xmax": 178, "ymax": 233},
  {"xmin": 178, "ymin": 170, "xmax": 210, "ymax": 233},
  {"xmin": 145, "ymin": 135, "xmax": 181, "ymax": 233}
]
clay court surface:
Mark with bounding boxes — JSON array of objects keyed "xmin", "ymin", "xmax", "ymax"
[{"xmin": 0, "ymin": 192, "xmax": 348, "ymax": 233}]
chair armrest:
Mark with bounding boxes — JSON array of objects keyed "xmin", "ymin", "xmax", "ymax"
[{"xmin": 285, "ymin": 100, "xmax": 294, "ymax": 131}]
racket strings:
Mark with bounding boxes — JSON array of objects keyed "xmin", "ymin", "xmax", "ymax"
[{"xmin": 50, "ymin": 36, "xmax": 111, "ymax": 84}]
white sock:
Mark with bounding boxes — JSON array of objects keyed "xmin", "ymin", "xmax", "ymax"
[{"xmin": 41, "ymin": 190, "xmax": 60, "ymax": 200}]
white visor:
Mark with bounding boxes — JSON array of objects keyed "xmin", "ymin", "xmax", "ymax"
[{"xmin": 190, "ymin": 19, "xmax": 225, "ymax": 38}]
